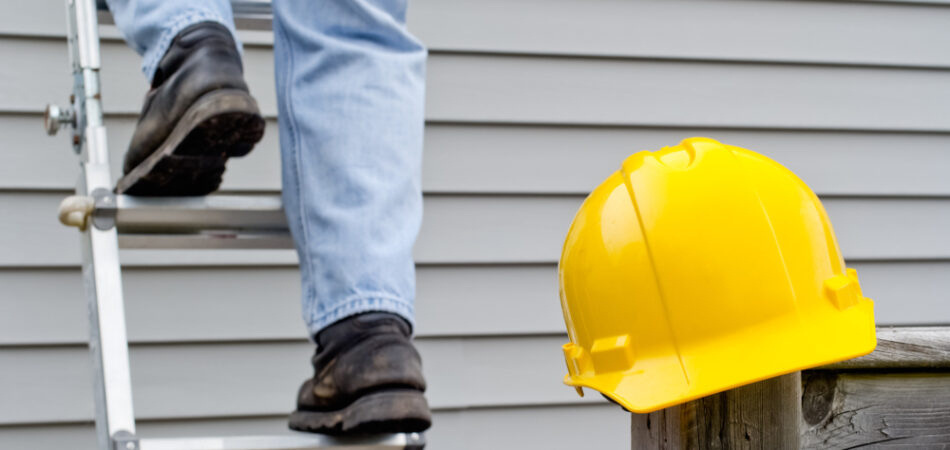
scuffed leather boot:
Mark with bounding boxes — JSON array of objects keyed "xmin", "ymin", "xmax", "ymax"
[
  {"xmin": 289, "ymin": 312, "xmax": 432, "ymax": 435},
  {"xmin": 117, "ymin": 22, "xmax": 264, "ymax": 196}
]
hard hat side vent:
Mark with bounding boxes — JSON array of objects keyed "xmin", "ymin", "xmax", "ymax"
[
  {"xmin": 824, "ymin": 270, "xmax": 864, "ymax": 310},
  {"xmin": 590, "ymin": 334, "xmax": 636, "ymax": 373}
]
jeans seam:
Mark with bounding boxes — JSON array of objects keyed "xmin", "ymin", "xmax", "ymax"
[{"xmin": 276, "ymin": 19, "xmax": 316, "ymax": 314}]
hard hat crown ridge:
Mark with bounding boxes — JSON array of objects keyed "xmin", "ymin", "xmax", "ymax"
[{"xmin": 559, "ymin": 137, "xmax": 876, "ymax": 413}]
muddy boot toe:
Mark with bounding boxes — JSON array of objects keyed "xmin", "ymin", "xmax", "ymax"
[{"xmin": 289, "ymin": 312, "xmax": 432, "ymax": 435}]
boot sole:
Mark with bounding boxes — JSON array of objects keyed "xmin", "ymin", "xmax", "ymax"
[
  {"xmin": 116, "ymin": 88, "xmax": 265, "ymax": 196},
  {"xmin": 289, "ymin": 389, "xmax": 431, "ymax": 436}
]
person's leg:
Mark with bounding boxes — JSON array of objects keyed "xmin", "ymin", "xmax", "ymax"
[
  {"xmin": 105, "ymin": 0, "xmax": 238, "ymax": 81},
  {"xmin": 104, "ymin": 0, "xmax": 264, "ymax": 195},
  {"xmin": 272, "ymin": 0, "xmax": 430, "ymax": 435},
  {"xmin": 273, "ymin": 0, "xmax": 426, "ymax": 345}
]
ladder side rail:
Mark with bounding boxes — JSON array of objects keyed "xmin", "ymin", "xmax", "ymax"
[{"xmin": 67, "ymin": 0, "xmax": 139, "ymax": 448}]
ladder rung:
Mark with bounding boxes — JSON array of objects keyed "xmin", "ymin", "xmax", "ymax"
[
  {"xmin": 115, "ymin": 195, "xmax": 288, "ymax": 231},
  {"xmin": 113, "ymin": 195, "xmax": 292, "ymax": 250},
  {"xmin": 137, "ymin": 432, "xmax": 424, "ymax": 450}
]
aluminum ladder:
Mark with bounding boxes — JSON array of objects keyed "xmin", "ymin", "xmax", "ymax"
[{"xmin": 43, "ymin": 1, "xmax": 425, "ymax": 449}]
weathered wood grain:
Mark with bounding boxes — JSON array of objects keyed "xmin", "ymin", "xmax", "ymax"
[
  {"xmin": 823, "ymin": 327, "xmax": 950, "ymax": 369},
  {"xmin": 631, "ymin": 328, "xmax": 950, "ymax": 449},
  {"xmin": 801, "ymin": 371, "xmax": 950, "ymax": 449},
  {"xmin": 631, "ymin": 372, "xmax": 802, "ymax": 450}
]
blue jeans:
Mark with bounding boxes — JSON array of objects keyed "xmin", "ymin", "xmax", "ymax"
[{"xmin": 105, "ymin": 0, "xmax": 426, "ymax": 336}]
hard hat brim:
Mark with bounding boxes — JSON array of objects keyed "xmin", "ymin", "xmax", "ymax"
[{"xmin": 564, "ymin": 298, "xmax": 876, "ymax": 413}]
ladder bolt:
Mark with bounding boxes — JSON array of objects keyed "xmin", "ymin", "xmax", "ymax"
[
  {"xmin": 91, "ymin": 188, "xmax": 118, "ymax": 230},
  {"xmin": 44, "ymin": 104, "xmax": 77, "ymax": 136}
]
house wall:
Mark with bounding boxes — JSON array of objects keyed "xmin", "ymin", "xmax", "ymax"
[{"xmin": 1, "ymin": 1, "xmax": 948, "ymax": 448}]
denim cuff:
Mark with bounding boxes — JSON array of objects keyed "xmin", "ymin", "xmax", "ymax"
[
  {"xmin": 141, "ymin": 9, "xmax": 242, "ymax": 82},
  {"xmin": 305, "ymin": 294, "xmax": 416, "ymax": 341}
]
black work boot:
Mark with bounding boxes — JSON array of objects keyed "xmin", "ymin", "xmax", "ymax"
[
  {"xmin": 289, "ymin": 312, "xmax": 432, "ymax": 435},
  {"xmin": 117, "ymin": 22, "xmax": 264, "ymax": 196}
]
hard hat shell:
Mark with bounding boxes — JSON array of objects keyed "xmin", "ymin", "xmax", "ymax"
[{"xmin": 559, "ymin": 137, "xmax": 876, "ymax": 413}]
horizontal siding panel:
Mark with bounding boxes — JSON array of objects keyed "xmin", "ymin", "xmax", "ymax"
[
  {"xmin": 0, "ymin": 404, "xmax": 629, "ymax": 450},
  {"xmin": 0, "ymin": 38, "xmax": 277, "ymax": 116},
  {"xmin": 1, "ymin": 192, "xmax": 948, "ymax": 267},
  {"xmin": 0, "ymin": 265, "xmax": 563, "ymax": 344},
  {"xmin": 6, "ymin": 115, "xmax": 950, "ymax": 196},
  {"xmin": 4, "ymin": 0, "xmax": 950, "ymax": 69},
  {"xmin": 1, "ymin": 261, "xmax": 946, "ymax": 346},
  {"xmin": 0, "ymin": 336, "xmax": 599, "ymax": 424},
  {"xmin": 854, "ymin": 0, "xmax": 950, "ymax": 4},
  {"xmin": 2, "ymin": 193, "xmax": 573, "ymax": 266},
  {"xmin": 421, "ymin": 126, "xmax": 950, "ymax": 196},
  {"xmin": 425, "ymin": 54, "xmax": 950, "ymax": 130},
  {"xmin": 4, "ymin": 39, "xmax": 950, "ymax": 131},
  {"xmin": 409, "ymin": 0, "xmax": 950, "ymax": 68},
  {"xmin": 851, "ymin": 261, "xmax": 950, "ymax": 325}
]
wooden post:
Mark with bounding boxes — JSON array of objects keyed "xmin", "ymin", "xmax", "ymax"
[{"xmin": 631, "ymin": 372, "xmax": 802, "ymax": 450}]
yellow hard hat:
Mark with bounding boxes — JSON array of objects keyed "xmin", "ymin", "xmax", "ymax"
[{"xmin": 559, "ymin": 137, "xmax": 876, "ymax": 413}]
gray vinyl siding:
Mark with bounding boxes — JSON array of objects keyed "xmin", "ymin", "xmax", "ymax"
[{"xmin": 1, "ymin": 1, "xmax": 949, "ymax": 449}]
